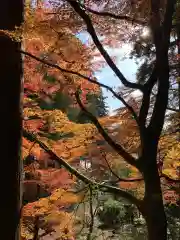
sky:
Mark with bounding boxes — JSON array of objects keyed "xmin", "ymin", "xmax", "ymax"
[
  {"xmin": 94, "ymin": 46, "xmax": 140, "ymax": 114},
  {"xmin": 77, "ymin": 32, "xmax": 141, "ymax": 115}
]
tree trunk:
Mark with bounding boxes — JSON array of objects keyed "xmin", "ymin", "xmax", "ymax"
[
  {"xmin": 144, "ymin": 186, "xmax": 167, "ymax": 240},
  {"xmin": 142, "ymin": 145, "xmax": 167, "ymax": 240},
  {"xmin": 0, "ymin": 1, "xmax": 24, "ymax": 239}
]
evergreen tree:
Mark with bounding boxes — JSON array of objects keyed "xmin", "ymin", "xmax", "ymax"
[
  {"xmin": 77, "ymin": 88, "xmax": 108, "ymax": 123},
  {"xmin": 87, "ymin": 88, "xmax": 109, "ymax": 117}
]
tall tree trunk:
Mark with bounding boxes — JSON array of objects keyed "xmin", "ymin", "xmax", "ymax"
[
  {"xmin": 142, "ymin": 144, "xmax": 167, "ymax": 240},
  {"xmin": 144, "ymin": 180, "xmax": 167, "ymax": 240},
  {"xmin": 0, "ymin": 1, "xmax": 24, "ymax": 239}
]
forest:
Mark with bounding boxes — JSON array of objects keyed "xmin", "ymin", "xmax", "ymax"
[{"xmin": 0, "ymin": 0, "xmax": 179, "ymax": 239}]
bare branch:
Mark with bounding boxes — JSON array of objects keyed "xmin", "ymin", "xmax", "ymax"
[
  {"xmin": 163, "ymin": 0, "xmax": 177, "ymax": 49},
  {"xmin": 23, "ymin": 128, "xmax": 141, "ymax": 206},
  {"xmin": 80, "ymin": 3, "xmax": 146, "ymax": 26},
  {"xmin": 166, "ymin": 107, "xmax": 179, "ymax": 113},
  {"xmin": 148, "ymin": 0, "xmax": 176, "ymax": 137},
  {"xmin": 67, "ymin": 0, "xmax": 144, "ymax": 92},
  {"xmin": 100, "ymin": 152, "xmax": 143, "ymax": 182},
  {"xmin": 101, "ymin": 151, "xmax": 180, "ymax": 183},
  {"xmin": 161, "ymin": 174, "xmax": 180, "ymax": 183},
  {"xmin": 139, "ymin": 67, "xmax": 157, "ymax": 128},
  {"xmin": 75, "ymin": 89, "xmax": 141, "ymax": 170},
  {"xmin": 20, "ymin": 50, "xmax": 139, "ymax": 124},
  {"xmin": 47, "ymin": 4, "xmax": 146, "ymax": 26}
]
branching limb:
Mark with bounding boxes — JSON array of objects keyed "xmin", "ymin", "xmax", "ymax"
[
  {"xmin": 161, "ymin": 174, "xmax": 180, "ymax": 183},
  {"xmin": 163, "ymin": 0, "xmax": 177, "ymax": 49},
  {"xmin": 150, "ymin": 87, "xmax": 179, "ymax": 113},
  {"xmin": 23, "ymin": 129, "xmax": 141, "ymax": 207},
  {"xmin": 166, "ymin": 107, "xmax": 179, "ymax": 113},
  {"xmin": 75, "ymin": 89, "xmax": 141, "ymax": 170},
  {"xmin": 79, "ymin": 3, "xmax": 146, "ymax": 26},
  {"xmin": 100, "ymin": 151, "xmax": 143, "ymax": 182},
  {"xmin": 47, "ymin": 2, "xmax": 146, "ymax": 26},
  {"xmin": 148, "ymin": 0, "xmax": 176, "ymax": 138},
  {"xmin": 67, "ymin": 0, "xmax": 143, "ymax": 92},
  {"xmin": 20, "ymin": 50, "xmax": 139, "ymax": 125},
  {"xmin": 139, "ymin": 67, "xmax": 157, "ymax": 128},
  {"xmin": 23, "ymin": 129, "xmax": 93, "ymax": 185},
  {"xmin": 101, "ymin": 151, "xmax": 180, "ymax": 183}
]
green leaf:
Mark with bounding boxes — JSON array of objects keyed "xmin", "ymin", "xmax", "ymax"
[
  {"xmin": 43, "ymin": 73, "xmax": 57, "ymax": 83},
  {"xmin": 53, "ymin": 92, "xmax": 72, "ymax": 111}
]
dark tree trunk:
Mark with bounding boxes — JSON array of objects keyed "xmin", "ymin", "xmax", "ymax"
[
  {"xmin": 0, "ymin": 1, "xmax": 24, "ymax": 239},
  {"xmin": 142, "ymin": 142, "xmax": 167, "ymax": 240},
  {"xmin": 143, "ymin": 178, "xmax": 167, "ymax": 240},
  {"xmin": 145, "ymin": 210, "xmax": 167, "ymax": 240}
]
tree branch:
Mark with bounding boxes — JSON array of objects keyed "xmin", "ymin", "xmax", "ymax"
[
  {"xmin": 166, "ymin": 107, "xmax": 179, "ymax": 113},
  {"xmin": 79, "ymin": 3, "xmax": 146, "ymax": 26},
  {"xmin": 114, "ymin": 174, "xmax": 180, "ymax": 184},
  {"xmin": 20, "ymin": 50, "xmax": 139, "ymax": 125},
  {"xmin": 163, "ymin": 0, "xmax": 177, "ymax": 49},
  {"xmin": 75, "ymin": 89, "xmax": 141, "ymax": 170},
  {"xmin": 100, "ymin": 151, "xmax": 143, "ymax": 182},
  {"xmin": 22, "ymin": 128, "xmax": 141, "ymax": 206},
  {"xmin": 139, "ymin": 67, "xmax": 157, "ymax": 128},
  {"xmin": 148, "ymin": 0, "xmax": 176, "ymax": 138},
  {"xmin": 67, "ymin": 0, "xmax": 143, "ymax": 92},
  {"xmin": 161, "ymin": 174, "xmax": 180, "ymax": 183},
  {"xmin": 102, "ymin": 147, "xmax": 180, "ymax": 183}
]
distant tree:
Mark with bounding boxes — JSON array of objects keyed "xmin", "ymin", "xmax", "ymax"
[
  {"xmin": 86, "ymin": 89, "xmax": 109, "ymax": 117},
  {"xmin": 77, "ymin": 89, "xmax": 108, "ymax": 123}
]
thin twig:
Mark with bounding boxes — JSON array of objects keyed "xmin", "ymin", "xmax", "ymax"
[
  {"xmin": 75, "ymin": 88, "xmax": 140, "ymax": 170},
  {"xmin": 79, "ymin": 3, "xmax": 146, "ymax": 26},
  {"xmin": 67, "ymin": 0, "xmax": 144, "ymax": 92},
  {"xmin": 23, "ymin": 128, "xmax": 142, "ymax": 206},
  {"xmin": 100, "ymin": 151, "xmax": 143, "ymax": 182}
]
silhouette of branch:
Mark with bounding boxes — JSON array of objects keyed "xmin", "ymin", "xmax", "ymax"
[
  {"xmin": 79, "ymin": 4, "xmax": 146, "ymax": 26},
  {"xmin": 100, "ymin": 151, "xmax": 143, "ymax": 182},
  {"xmin": 75, "ymin": 89, "xmax": 141, "ymax": 170},
  {"xmin": 23, "ymin": 128, "xmax": 141, "ymax": 207},
  {"xmin": 23, "ymin": 127, "xmax": 180, "ymax": 214},
  {"xmin": 148, "ymin": 0, "xmax": 176, "ymax": 138},
  {"xmin": 20, "ymin": 50, "xmax": 139, "ymax": 124},
  {"xmin": 166, "ymin": 107, "xmax": 179, "ymax": 113},
  {"xmin": 139, "ymin": 67, "xmax": 157, "ymax": 128},
  {"xmin": 67, "ymin": 0, "xmax": 144, "ymax": 92},
  {"xmin": 47, "ymin": 5, "xmax": 146, "ymax": 26},
  {"xmin": 161, "ymin": 174, "xmax": 180, "ymax": 183}
]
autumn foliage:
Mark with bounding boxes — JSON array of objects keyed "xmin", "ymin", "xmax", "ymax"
[
  {"xmin": 20, "ymin": 1, "xmax": 180, "ymax": 240},
  {"xmin": 21, "ymin": 3, "xmax": 101, "ymax": 239}
]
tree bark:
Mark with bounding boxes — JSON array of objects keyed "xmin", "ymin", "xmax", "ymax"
[
  {"xmin": 142, "ymin": 143, "xmax": 167, "ymax": 240},
  {"xmin": 144, "ymin": 181, "xmax": 167, "ymax": 240},
  {"xmin": 0, "ymin": 1, "xmax": 24, "ymax": 239}
]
